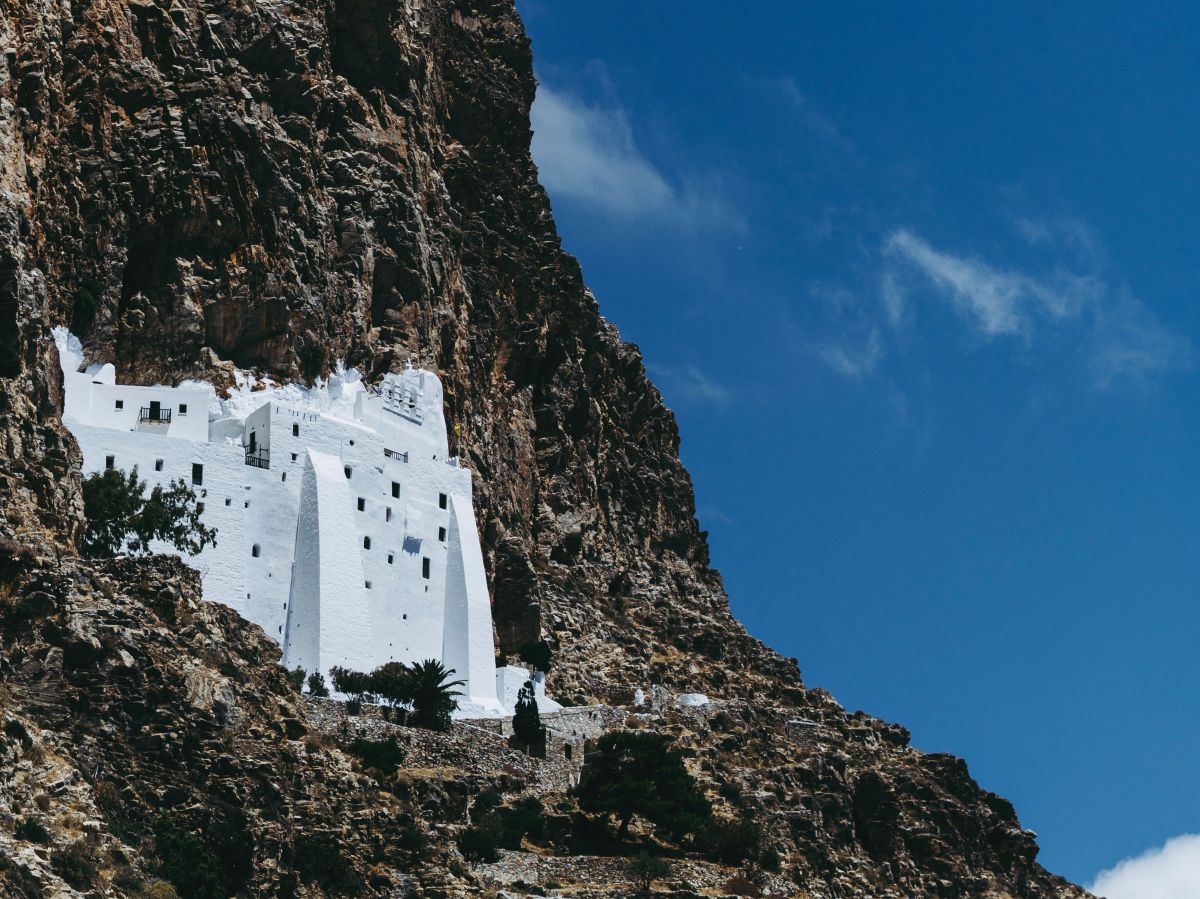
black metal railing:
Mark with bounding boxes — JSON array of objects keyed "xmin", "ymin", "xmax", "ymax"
[
  {"xmin": 139, "ymin": 407, "xmax": 172, "ymax": 423},
  {"xmin": 384, "ymin": 447, "xmax": 409, "ymax": 463},
  {"xmin": 245, "ymin": 447, "xmax": 270, "ymax": 469}
]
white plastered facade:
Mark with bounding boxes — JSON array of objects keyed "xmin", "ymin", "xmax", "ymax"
[{"xmin": 55, "ymin": 329, "xmax": 505, "ymax": 714}]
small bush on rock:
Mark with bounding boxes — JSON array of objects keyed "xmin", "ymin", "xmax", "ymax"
[
  {"xmin": 457, "ymin": 818, "xmax": 502, "ymax": 863},
  {"xmin": 346, "ymin": 734, "xmax": 405, "ymax": 772},
  {"xmin": 14, "ymin": 817, "xmax": 50, "ymax": 843},
  {"xmin": 306, "ymin": 670, "xmax": 330, "ymax": 697},
  {"xmin": 51, "ymin": 839, "xmax": 100, "ymax": 890},
  {"xmin": 292, "ymin": 832, "xmax": 361, "ymax": 893}
]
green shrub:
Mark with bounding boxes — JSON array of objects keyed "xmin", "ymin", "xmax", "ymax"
[
  {"xmin": 151, "ymin": 816, "xmax": 226, "ymax": 899},
  {"xmin": 629, "ymin": 852, "xmax": 673, "ymax": 893},
  {"xmin": 518, "ymin": 640, "xmax": 553, "ymax": 673},
  {"xmin": 346, "ymin": 735, "xmax": 404, "ymax": 772},
  {"xmin": 306, "ymin": 670, "xmax": 329, "ymax": 697},
  {"xmin": 286, "ymin": 666, "xmax": 306, "ymax": 690},
  {"xmin": 81, "ymin": 468, "xmax": 216, "ymax": 559},
  {"xmin": 457, "ymin": 819, "xmax": 501, "ymax": 863},
  {"xmin": 15, "ymin": 817, "xmax": 50, "ymax": 844},
  {"xmin": 699, "ymin": 817, "xmax": 763, "ymax": 866},
  {"xmin": 292, "ymin": 832, "xmax": 360, "ymax": 892},
  {"xmin": 51, "ymin": 840, "xmax": 99, "ymax": 890}
]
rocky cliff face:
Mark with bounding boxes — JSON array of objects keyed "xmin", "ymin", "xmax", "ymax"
[{"xmin": 0, "ymin": 0, "xmax": 1090, "ymax": 896}]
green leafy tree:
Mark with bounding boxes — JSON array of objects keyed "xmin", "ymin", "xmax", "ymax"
[
  {"xmin": 405, "ymin": 659, "xmax": 463, "ymax": 731},
  {"xmin": 329, "ymin": 666, "xmax": 374, "ymax": 712},
  {"xmin": 82, "ymin": 467, "xmax": 216, "ymax": 558},
  {"xmin": 286, "ymin": 667, "xmax": 306, "ymax": 691},
  {"xmin": 629, "ymin": 852, "xmax": 673, "ymax": 894},
  {"xmin": 511, "ymin": 680, "xmax": 544, "ymax": 755},
  {"xmin": 575, "ymin": 732, "xmax": 711, "ymax": 840},
  {"xmin": 369, "ymin": 661, "xmax": 414, "ymax": 719},
  {"xmin": 306, "ymin": 671, "xmax": 329, "ymax": 697}
]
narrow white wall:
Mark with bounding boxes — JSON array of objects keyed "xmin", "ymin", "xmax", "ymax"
[{"xmin": 442, "ymin": 494, "xmax": 502, "ymax": 712}]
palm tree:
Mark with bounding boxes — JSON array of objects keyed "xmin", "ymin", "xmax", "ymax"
[{"xmin": 404, "ymin": 659, "xmax": 464, "ymax": 731}]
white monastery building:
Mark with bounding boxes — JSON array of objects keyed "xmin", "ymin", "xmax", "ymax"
[{"xmin": 53, "ymin": 329, "xmax": 528, "ymax": 716}]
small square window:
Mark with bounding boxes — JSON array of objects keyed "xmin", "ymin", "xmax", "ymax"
[
  {"xmin": 154, "ymin": 459, "xmax": 164, "ymax": 472},
  {"xmin": 387, "ymin": 552, "xmax": 394, "ymax": 565},
  {"xmin": 364, "ymin": 580, "xmax": 372, "ymax": 589},
  {"xmin": 438, "ymin": 493, "xmax": 447, "ymax": 509},
  {"xmin": 363, "ymin": 536, "xmax": 371, "ymax": 550},
  {"xmin": 357, "ymin": 497, "xmax": 365, "ymax": 511},
  {"xmin": 105, "ymin": 455, "xmax": 115, "ymax": 470},
  {"xmin": 292, "ymin": 423, "xmax": 299, "ymax": 437},
  {"xmin": 391, "ymin": 481, "xmax": 400, "ymax": 498},
  {"xmin": 252, "ymin": 544, "xmax": 261, "ymax": 558},
  {"xmin": 191, "ymin": 463, "xmax": 203, "ymax": 485},
  {"xmin": 225, "ymin": 498, "xmax": 231, "ymax": 506},
  {"xmin": 178, "ymin": 403, "xmax": 188, "ymax": 415},
  {"xmin": 244, "ymin": 501, "xmax": 249, "ymax": 508},
  {"xmin": 422, "ymin": 557, "xmax": 430, "ymax": 579},
  {"xmin": 196, "ymin": 502, "xmax": 204, "ymax": 515},
  {"xmin": 438, "ymin": 527, "xmax": 446, "ymax": 542},
  {"xmin": 344, "ymin": 465, "xmax": 352, "ymax": 479},
  {"xmin": 290, "ymin": 453, "xmax": 297, "ymax": 462},
  {"xmin": 114, "ymin": 399, "xmax": 123, "ymax": 410}
]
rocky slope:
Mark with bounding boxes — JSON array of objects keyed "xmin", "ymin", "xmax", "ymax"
[{"xmin": 0, "ymin": 0, "xmax": 1091, "ymax": 895}]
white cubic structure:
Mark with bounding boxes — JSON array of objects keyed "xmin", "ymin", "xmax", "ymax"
[{"xmin": 55, "ymin": 329, "xmax": 505, "ymax": 715}]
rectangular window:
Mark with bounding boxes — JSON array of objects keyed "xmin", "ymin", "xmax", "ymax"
[
  {"xmin": 386, "ymin": 507, "xmax": 392, "ymax": 522},
  {"xmin": 155, "ymin": 459, "xmax": 164, "ymax": 472},
  {"xmin": 363, "ymin": 536, "xmax": 372, "ymax": 550},
  {"xmin": 357, "ymin": 497, "xmax": 365, "ymax": 511},
  {"xmin": 196, "ymin": 502, "xmax": 204, "ymax": 515},
  {"xmin": 344, "ymin": 465, "xmax": 352, "ymax": 479},
  {"xmin": 105, "ymin": 455, "xmax": 115, "ymax": 470},
  {"xmin": 290, "ymin": 453, "xmax": 297, "ymax": 462},
  {"xmin": 178, "ymin": 403, "xmax": 188, "ymax": 415},
  {"xmin": 391, "ymin": 481, "xmax": 400, "ymax": 498},
  {"xmin": 365, "ymin": 581, "xmax": 372, "ymax": 590},
  {"xmin": 225, "ymin": 498, "xmax": 231, "ymax": 506},
  {"xmin": 438, "ymin": 526, "xmax": 446, "ymax": 542},
  {"xmin": 114, "ymin": 400, "xmax": 123, "ymax": 410},
  {"xmin": 292, "ymin": 423, "xmax": 299, "ymax": 437},
  {"xmin": 191, "ymin": 463, "xmax": 203, "ymax": 485},
  {"xmin": 438, "ymin": 493, "xmax": 447, "ymax": 509},
  {"xmin": 387, "ymin": 552, "xmax": 394, "ymax": 565},
  {"xmin": 421, "ymin": 557, "xmax": 430, "ymax": 579}
]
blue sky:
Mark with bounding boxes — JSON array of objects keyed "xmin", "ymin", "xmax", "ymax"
[{"xmin": 516, "ymin": 2, "xmax": 1200, "ymax": 892}]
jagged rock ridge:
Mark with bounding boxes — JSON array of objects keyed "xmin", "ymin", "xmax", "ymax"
[{"xmin": 0, "ymin": 0, "xmax": 1091, "ymax": 895}]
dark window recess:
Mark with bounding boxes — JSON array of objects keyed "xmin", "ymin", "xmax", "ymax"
[
  {"xmin": 363, "ymin": 536, "xmax": 371, "ymax": 550},
  {"xmin": 154, "ymin": 459, "xmax": 163, "ymax": 472},
  {"xmin": 386, "ymin": 508, "xmax": 392, "ymax": 522},
  {"xmin": 178, "ymin": 403, "xmax": 188, "ymax": 415},
  {"xmin": 438, "ymin": 493, "xmax": 447, "ymax": 509},
  {"xmin": 438, "ymin": 527, "xmax": 446, "ymax": 542},
  {"xmin": 344, "ymin": 465, "xmax": 352, "ymax": 479},
  {"xmin": 252, "ymin": 544, "xmax": 261, "ymax": 558},
  {"xmin": 422, "ymin": 557, "xmax": 430, "ymax": 579},
  {"xmin": 115, "ymin": 400, "xmax": 123, "ymax": 410},
  {"xmin": 281, "ymin": 472, "xmax": 286, "ymax": 482},
  {"xmin": 192, "ymin": 463, "xmax": 203, "ymax": 485},
  {"xmin": 196, "ymin": 503, "xmax": 204, "ymax": 515},
  {"xmin": 365, "ymin": 581, "xmax": 372, "ymax": 589},
  {"xmin": 290, "ymin": 453, "xmax": 298, "ymax": 462},
  {"xmin": 391, "ymin": 481, "xmax": 400, "ymax": 498},
  {"xmin": 387, "ymin": 553, "xmax": 394, "ymax": 565},
  {"xmin": 292, "ymin": 423, "xmax": 299, "ymax": 437},
  {"xmin": 357, "ymin": 497, "xmax": 365, "ymax": 511},
  {"xmin": 105, "ymin": 455, "xmax": 115, "ymax": 470},
  {"xmin": 225, "ymin": 498, "xmax": 231, "ymax": 506}
]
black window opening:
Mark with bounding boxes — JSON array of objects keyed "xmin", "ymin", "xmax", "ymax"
[
  {"xmin": 357, "ymin": 497, "xmax": 365, "ymax": 511},
  {"xmin": 281, "ymin": 472, "xmax": 286, "ymax": 482},
  {"xmin": 344, "ymin": 465, "xmax": 352, "ymax": 479},
  {"xmin": 387, "ymin": 553, "xmax": 394, "ymax": 565},
  {"xmin": 290, "ymin": 453, "xmax": 297, "ymax": 462},
  {"xmin": 391, "ymin": 481, "xmax": 400, "ymax": 498},
  {"xmin": 363, "ymin": 536, "xmax": 371, "ymax": 550},
  {"xmin": 292, "ymin": 423, "xmax": 299, "ymax": 437},
  {"xmin": 252, "ymin": 544, "xmax": 261, "ymax": 558},
  {"xmin": 438, "ymin": 526, "xmax": 446, "ymax": 542},
  {"xmin": 154, "ymin": 459, "xmax": 163, "ymax": 472},
  {"xmin": 192, "ymin": 463, "xmax": 203, "ymax": 485},
  {"xmin": 421, "ymin": 557, "xmax": 430, "ymax": 579},
  {"xmin": 105, "ymin": 455, "xmax": 115, "ymax": 470},
  {"xmin": 114, "ymin": 399, "xmax": 123, "ymax": 410},
  {"xmin": 196, "ymin": 503, "xmax": 204, "ymax": 515},
  {"xmin": 225, "ymin": 498, "xmax": 231, "ymax": 506},
  {"xmin": 365, "ymin": 580, "xmax": 372, "ymax": 589},
  {"xmin": 386, "ymin": 507, "xmax": 392, "ymax": 522},
  {"xmin": 438, "ymin": 493, "xmax": 447, "ymax": 509},
  {"xmin": 178, "ymin": 403, "xmax": 188, "ymax": 415}
]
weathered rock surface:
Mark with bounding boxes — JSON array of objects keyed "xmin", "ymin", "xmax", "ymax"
[{"xmin": 0, "ymin": 0, "xmax": 1091, "ymax": 896}]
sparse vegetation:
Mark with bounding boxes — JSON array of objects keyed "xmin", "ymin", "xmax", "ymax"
[
  {"xmin": 518, "ymin": 639, "xmax": 553, "ymax": 673},
  {"xmin": 574, "ymin": 731, "xmax": 711, "ymax": 840},
  {"xmin": 700, "ymin": 817, "xmax": 764, "ymax": 866},
  {"xmin": 151, "ymin": 816, "xmax": 227, "ymax": 899},
  {"xmin": 81, "ymin": 467, "xmax": 216, "ymax": 558},
  {"xmin": 346, "ymin": 734, "xmax": 405, "ymax": 772},
  {"xmin": 286, "ymin": 666, "xmax": 306, "ymax": 691},
  {"xmin": 292, "ymin": 832, "xmax": 360, "ymax": 893},
  {"xmin": 629, "ymin": 852, "xmax": 673, "ymax": 893},
  {"xmin": 306, "ymin": 670, "xmax": 329, "ymax": 697},
  {"xmin": 14, "ymin": 817, "xmax": 50, "ymax": 844},
  {"xmin": 51, "ymin": 839, "xmax": 100, "ymax": 890}
]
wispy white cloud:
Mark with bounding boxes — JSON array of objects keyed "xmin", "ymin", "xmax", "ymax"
[
  {"xmin": 531, "ymin": 83, "xmax": 675, "ymax": 218},
  {"xmin": 869, "ymin": 227, "xmax": 1190, "ymax": 389},
  {"xmin": 806, "ymin": 284, "xmax": 886, "ymax": 378},
  {"xmin": 650, "ymin": 364, "xmax": 733, "ymax": 409},
  {"xmin": 1091, "ymin": 834, "xmax": 1200, "ymax": 899}
]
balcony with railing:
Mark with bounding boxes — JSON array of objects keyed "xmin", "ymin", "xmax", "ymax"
[
  {"xmin": 244, "ymin": 447, "xmax": 270, "ymax": 469},
  {"xmin": 139, "ymin": 406, "xmax": 172, "ymax": 424}
]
